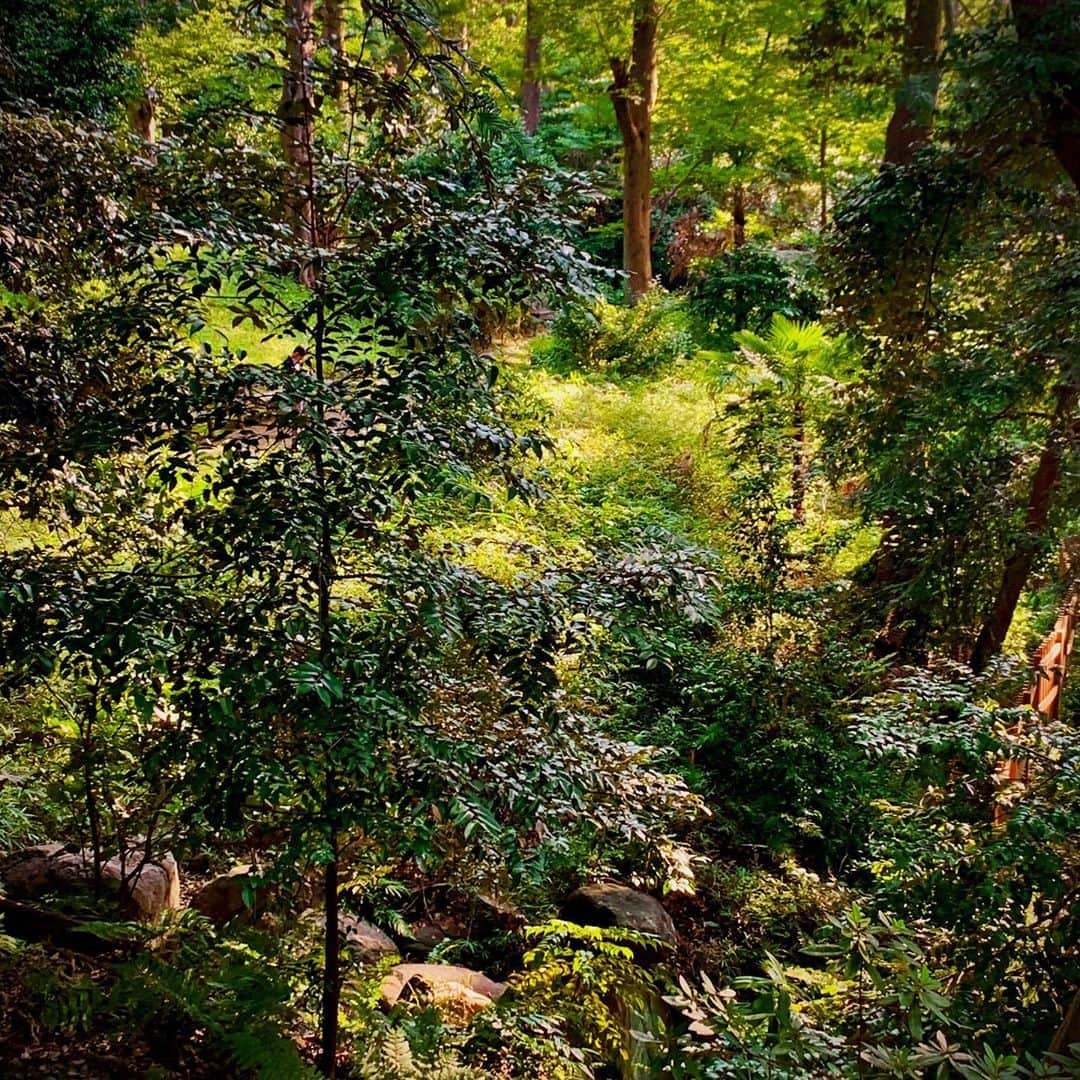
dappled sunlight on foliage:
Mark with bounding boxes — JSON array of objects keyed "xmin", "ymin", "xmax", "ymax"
[{"xmin": 1, "ymin": 0, "xmax": 1079, "ymax": 1075}]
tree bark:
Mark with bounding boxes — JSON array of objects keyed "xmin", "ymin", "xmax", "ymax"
[
  {"xmin": 732, "ymin": 183, "xmax": 747, "ymax": 247},
  {"xmin": 1013, "ymin": 0, "xmax": 1080, "ymax": 188},
  {"xmin": 970, "ymin": 2, "xmax": 1080, "ymax": 670},
  {"xmin": 81, "ymin": 684, "xmax": 104, "ymax": 898},
  {"xmin": 870, "ymin": 0, "xmax": 944, "ymax": 657},
  {"xmin": 971, "ymin": 384, "xmax": 1078, "ymax": 670},
  {"xmin": 319, "ymin": 810, "xmax": 340, "ymax": 1076},
  {"xmin": 442, "ymin": 3, "xmax": 469, "ymax": 50},
  {"xmin": 281, "ymin": 0, "xmax": 317, "ymax": 259},
  {"xmin": 522, "ymin": 0, "xmax": 541, "ymax": 135},
  {"xmin": 819, "ymin": 126, "xmax": 828, "ymax": 230},
  {"xmin": 1051, "ymin": 985, "xmax": 1080, "ymax": 1056},
  {"xmin": 311, "ymin": 293, "xmax": 341, "ymax": 1077},
  {"xmin": 883, "ymin": 0, "xmax": 944, "ymax": 165},
  {"xmin": 319, "ymin": 0, "xmax": 346, "ymax": 100},
  {"xmin": 792, "ymin": 398, "xmax": 807, "ymax": 521},
  {"xmin": 609, "ymin": 0, "xmax": 659, "ymax": 302}
]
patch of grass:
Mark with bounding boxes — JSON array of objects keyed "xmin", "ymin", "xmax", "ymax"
[
  {"xmin": 423, "ymin": 347, "xmax": 730, "ymax": 585},
  {"xmin": 0, "ymin": 510, "xmax": 60, "ymax": 553},
  {"xmin": 193, "ymin": 303, "xmax": 294, "ymax": 366},
  {"xmin": 830, "ymin": 524, "xmax": 881, "ymax": 578}
]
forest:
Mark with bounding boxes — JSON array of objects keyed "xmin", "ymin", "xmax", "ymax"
[{"xmin": 0, "ymin": 0, "xmax": 1078, "ymax": 1077}]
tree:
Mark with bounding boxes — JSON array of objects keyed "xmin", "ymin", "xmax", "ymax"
[
  {"xmin": 970, "ymin": 0, "xmax": 1080, "ymax": 668},
  {"xmin": 790, "ymin": 0, "xmax": 902, "ymax": 228},
  {"xmin": 824, "ymin": 0, "xmax": 1080, "ymax": 662},
  {"xmin": 883, "ymin": 0, "xmax": 943, "ymax": 164},
  {"xmin": 970, "ymin": 385, "xmax": 1078, "ymax": 669},
  {"xmin": 609, "ymin": 0, "xmax": 659, "ymax": 299},
  {"xmin": 0, "ymin": 0, "xmax": 144, "ymax": 119},
  {"xmin": 132, "ymin": 2, "xmax": 277, "ymax": 145},
  {"xmin": 1013, "ymin": 0, "xmax": 1080, "ymax": 188},
  {"xmin": 1, "ymin": 9, "xmax": 620, "ymax": 1075},
  {"xmin": 320, "ymin": 0, "xmax": 347, "ymax": 99},
  {"xmin": 728, "ymin": 315, "xmax": 853, "ymax": 521},
  {"xmin": 660, "ymin": 3, "xmax": 811, "ymax": 249},
  {"xmin": 281, "ymin": 0, "xmax": 317, "ymax": 256},
  {"xmin": 522, "ymin": 0, "xmax": 542, "ymax": 134}
]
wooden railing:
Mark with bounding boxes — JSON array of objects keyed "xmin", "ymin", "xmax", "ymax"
[
  {"xmin": 1029, "ymin": 593, "xmax": 1078, "ymax": 722},
  {"xmin": 996, "ymin": 587, "xmax": 1080, "ymax": 814}
]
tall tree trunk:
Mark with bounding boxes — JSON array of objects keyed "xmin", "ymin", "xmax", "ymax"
[
  {"xmin": 319, "ymin": 0, "xmax": 346, "ymax": 100},
  {"xmin": 870, "ymin": 0, "xmax": 944, "ymax": 657},
  {"xmin": 311, "ymin": 293, "xmax": 341, "ymax": 1077},
  {"xmin": 1052, "ymin": 986, "xmax": 1080, "ymax": 1056},
  {"xmin": 792, "ymin": 398, "xmax": 807, "ymax": 521},
  {"xmin": 320, "ymin": 794, "xmax": 340, "ymax": 1076},
  {"xmin": 281, "ymin": 0, "xmax": 317, "ymax": 262},
  {"xmin": 609, "ymin": 0, "xmax": 659, "ymax": 302},
  {"xmin": 522, "ymin": 0, "xmax": 541, "ymax": 135},
  {"xmin": 1013, "ymin": 0, "xmax": 1080, "ymax": 188},
  {"xmin": 442, "ymin": 2, "xmax": 469, "ymax": 50},
  {"xmin": 819, "ymin": 126, "xmax": 828, "ymax": 230},
  {"xmin": 970, "ymin": 1, "xmax": 1080, "ymax": 671},
  {"xmin": 971, "ymin": 384, "xmax": 1078, "ymax": 670},
  {"xmin": 870, "ymin": 510, "xmax": 934, "ymax": 662},
  {"xmin": 883, "ymin": 0, "xmax": 944, "ymax": 165},
  {"xmin": 81, "ymin": 683, "xmax": 104, "ymax": 898},
  {"xmin": 732, "ymin": 183, "xmax": 747, "ymax": 247}
]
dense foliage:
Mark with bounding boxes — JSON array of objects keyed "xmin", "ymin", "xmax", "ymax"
[{"xmin": 0, "ymin": 1, "xmax": 1078, "ymax": 1078}]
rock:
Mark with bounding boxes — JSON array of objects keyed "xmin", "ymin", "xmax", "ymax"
[
  {"xmin": 1, "ymin": 843, "xmax": 68, "ymax": 896},
  {"xmin": 191, "ymin": 865, "xmax": 268, "ymax": 926},
  {"xmin": 301, "ymin": 911, "xmax": 399, "ymax": 964},
  {"xmin": 380, "ymin": 963, "xmax": 506, "ymax": 1024},
  {"xmin": 474, "ymin": 893, "xmax": 526, "ymax": 935},
  {"xmin": 340, "ymin": 915, "xmax": 397, "ymax": 964},
  {"xmin": 404, "ymin": 922, "xmax": 447, "ymax": 957},
  {"xmin": 185, "ymin": 851, "xmax": 212, "ymax": 875},
  {"xmin": 1, "ymin": 843, "xmax": 179, "ymax": 923},
  {"xmin": 103, "ymin": 849, "xmax": 180, "ymax": 922},
  {"xmin": 561, "ymin": 883, "xmax": 677, "ymax": 956},
  {"xmin": 398, "ymin": 886, "xmax": 525, "ymax": 957}
]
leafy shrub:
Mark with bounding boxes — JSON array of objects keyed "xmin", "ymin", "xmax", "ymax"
[
  {"xmin": 535, "ymin": 291, "xmax": 696, "ymax": 377},
  {"xmin": 0, "ymin": 776, "xmax": 41, "ymax": 852},
  {"xmin": 0, "ymin": 0, "xmax": 141, "ymax": 119},
  {"xmin": 848, "ymin": 664, "xmax": 1080, "ymax": 1048},
  {"xmin": 667, "ymin": 907, "xmax": 966, "ymax": 1079},
  {"xmin": 667, "ymin": 904, "xmax": 1080, "ymax": 1079},
  {"xmin": 490, "ymin": 920, "xmax": 667, "ymax": 1078},
  {"xmin": 688, "ymin": 246, "xmax": 822, "ymax": 348},
  {"xmin": 358, "ymin": 1029, "xmax": 486, "ymax": 1080},
  {"xmin": 112, "ymin": 914, "xmax": 315, "ymax": 1079},
  {"xmin": 26, "ymin": 969, "xmax": 106, "ymax": 1036}
]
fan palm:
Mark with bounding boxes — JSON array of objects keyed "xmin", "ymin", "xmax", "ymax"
[{"xmin": 725, "ymin": 315, "xmax": 856, "ymax": 520}]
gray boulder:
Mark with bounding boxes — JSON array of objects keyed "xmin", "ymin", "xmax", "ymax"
[
  {"xmin": 300, "ymin": 910, "xmax": 399, "ymax": 964},
  {"xmin": 1, "ymin": 843, "xmax": 180, "ymax": 923},
  {"xmin": 561, "ymin": 883, "xmax": 677, "ymax": 957},
  {"xmin": 340, "ymin": 915, "xmax": 398, "ymax": 964}
]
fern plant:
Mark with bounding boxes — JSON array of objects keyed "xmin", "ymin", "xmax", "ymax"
[
  {"xmin": 111, "ymin": 914, "xmax": 317, "ymax": 1080},
  {"xmin": 26, "ymin": 969, "xmax": 104, "ymax": 1035},
  {"xmin": 357, "ymin": 1028, "xmax": 487, "ymax": 1080}
]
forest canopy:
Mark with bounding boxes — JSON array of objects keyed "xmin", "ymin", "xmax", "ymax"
[{"xmin": 0, "ymin": 1, "xmax": 1079, "ymax": 1078}]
